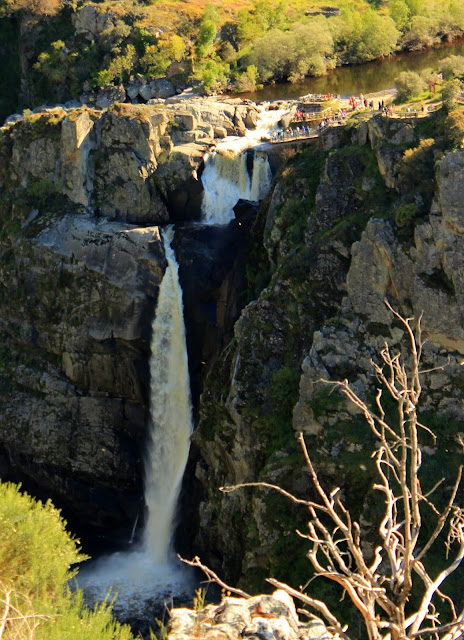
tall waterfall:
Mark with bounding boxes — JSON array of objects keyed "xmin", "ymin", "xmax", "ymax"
[
  {"xmin": 78, "ymin": 226, "xmax": 192, "ymax": 610},
  {"xmin": 143, "ymin": 225, "xmax": 192, "ymax": 562},
  {"xmin": 201, "ymin": 150, "xmax": 272, "ymax": 225}
]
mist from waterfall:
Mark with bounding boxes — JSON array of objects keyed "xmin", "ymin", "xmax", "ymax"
[{"xmin": 77, "ymin": 226, "xmax": 193, "ymax": 612}]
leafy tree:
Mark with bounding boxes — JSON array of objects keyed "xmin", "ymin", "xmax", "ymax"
[
  {"xmin": 440, "ymin": 55, "xmax": 464, "ymax": 81},
  {"xmin": 236, "ymin": 0, "xmax": 287, "ymax": 46},
  {"xmin": 196, "ymin": 4, "xmax": 220, "ymax": 59},
  {"xmin": 248, "ymin": 18, "xmax": 334, "ymax": 83},
  {"xmin": 0, "ymin": 481, "xmax": 134, "ymax": 640},
  {"xmin": 404, "ymin": 0, "xmax": 425, "ymax": 16},
  {"xmin": 93, "ymin": 44, "xmax": 136, "ymax": 88},
  {"xmin": 235, "ymin": 64, "xmax": 259, "ymax": 92},
  {"xmin": 337, "ymin": 8, "xmax": 399, "ymax": 63},
  {"xmin": 201, "ymin": 59, "xmax": 230, "ymax": 92},
  {"xmin": 32, "ymin": 39, "xmax": 80, "ymax": 101},
  {"xmin": 218, "ymin": 41, "xmax": 236, "ymax": 64},
  {"xmin": 99, "ymin": 20, "xmax": 132, "ymax": 57},
  {"xmin": 442, "ymin": 79, "xmax": 463, "ymax": 111},
  {"xmin": 159, "ymin": 34, "xmax": 186, "ymax": 63},
  {"xmin": 445, "ymin": 107, "xmax": 464, "ymax": 148},
  {"xmin": 402, "ymin": 15, "xmax": 438, "ymax": 49},
  {"xmin": 395, "ymin": 70, "xmax": 427, "ymax": 101},
  {"xmin": 390, "ymin": 0, "xmax": 411, "ymax": 31}
]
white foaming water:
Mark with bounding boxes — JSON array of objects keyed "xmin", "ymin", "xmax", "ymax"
[
  {"xmin": 215, "ymin": 103, "xmax": 288, "ymax": 155},
  {"xmin": 78, "ymin": 226, "xmax": 193, "ymax": 612},
  {"xmin": 201, "ymin": 150, "xmax": 272, "ymax": 225},
  {"xmin": 200, "ymin": 103, "xmax": 284, "ymax": 225}
]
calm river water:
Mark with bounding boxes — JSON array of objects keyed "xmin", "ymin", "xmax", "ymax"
[{"xmin": 242, "ymin": 39, "xmax": 464, "ymax": 101}]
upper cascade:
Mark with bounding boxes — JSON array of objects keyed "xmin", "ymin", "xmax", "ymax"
[
  {"xmin": 214, "ymin": 103, "xmax": 288, "ymax": 155},
  {"xmin": 201, "ymin": 150, "xmax": 272, "ymax": 225},
  {"xmin": 200, "ymin": 103, "xmax": 282, "ymax": 225}
]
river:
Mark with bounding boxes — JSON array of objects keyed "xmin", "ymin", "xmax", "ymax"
[{"xmin": 241, "ymin": 39, "xmax": 464, "ymax": 101}]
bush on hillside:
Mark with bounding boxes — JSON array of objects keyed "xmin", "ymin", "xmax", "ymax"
[
  {"xmin": 442, "ymin": 79, "xmax": 463, "ymax": 111},
  {"xmin": 445, "ymin": 107, "xmax": 464, "ymax": 148},
  {"xmin": 0, "ymin": 481, "xmax": 134, "ymax": 640},
  {"xmin": 395, "ymin": 70, "xmax": 427, "ymax": 102},
  {"xmin": 440, "ymin": 55, "xmax": 464, "ymax": 81}
]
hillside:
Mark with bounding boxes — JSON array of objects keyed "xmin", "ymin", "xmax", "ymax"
[{"xmin": 1, "ymin": 0, "xmax": 464, "ymax": 122}]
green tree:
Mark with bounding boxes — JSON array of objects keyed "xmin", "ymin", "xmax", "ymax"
[
  {"xmin": 442, "ymin": 79, "xmax": 462, "ymax": 111},
  {"xmin": 248, "ymin": 18, "xmax": 334, "ymax": 83},
  {"xmin": 32, "ymin": 39, "xmax": 80, "ymax": 101},
  {"xmin": 402, "ymin": 15, "xmax": 438, "ymax": 49},
  {"xmin": 93, "ymin": 44, "xmax": 137, "ymax": 88},
  {"xmin": 339, "ymin": 8, "xmax": 399, "ymax": 63},
  {"xmin": 440, "ymin": 55, "xmax": 464, "ymax": 81},
  {"xmin": 235, "ymin": 64, "xmax": 259, "ymax": 92},
  {"xmin": 395, "ymin": 70, "xmax": 427, "ymax": 101},
  {"xmin": 236, "ymin": 0, "xmax": 287, "ymax": 46},
  {"xmin": 0, "ymin": 481, "xmax": 134, "ymax": 640},
  {"xmin": 390, "ymin": 0, "xmax": 411, "ymax": 31},
  {"xmin": 196, "ymin": 4, "xmax": 220, "ymax": 59},
  {"xmin": 140, "ymin": 44, "xmax": 169, "ymax": 78},
  {"xmin": 201, "ymin": 59, "xmax": 230, "ymax": 92}
]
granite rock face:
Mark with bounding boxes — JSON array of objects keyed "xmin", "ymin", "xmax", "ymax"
[
  {"xmin": 189, "ymin": 118, "xmax": 464, "ymax": 603},
  {"xmin": 0, "ymin": 98, "xmax": 270, "ymax": 547},
  {"xmin": 0, "ymin": 212, "xmax": 165, "ymax": 540}
]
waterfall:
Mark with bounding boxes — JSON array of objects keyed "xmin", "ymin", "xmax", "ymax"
[
  {"xmin": 249, "ymin": 152, "xmax": 272, "ymax": 202},
  {"xmin": 143, "ymin": 225, "xmax": 192, "ymax": 563},
  {"xmin": 201, "ymin": 150, "xmax": 272, "ymax": 225},
  {"xmin": 200, "ymin": 103, "xmax": 285, "ymax": 225},
  {"xmin": 77, "ymin": 226, "xmax": 193, "ymax": 611}
]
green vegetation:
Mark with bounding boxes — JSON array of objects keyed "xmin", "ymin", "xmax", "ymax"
[
  {"xmin": 395, "ymin": 70, "xmax": 427, "ymax": 101},
  {"xmin": 1, "ymin": 0, "xmax": 464, "ymax": 118},
  {"xmin": 0, "ymin": 481, "xmax": 134, "ymax": 640},
  {"xmin": 445, "ymin": 105, "xmax": 464, "ymax": 148}
]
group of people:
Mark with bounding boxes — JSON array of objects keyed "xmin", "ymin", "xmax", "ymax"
[
  {"xmin": 300, "ymin": 92, "xmax": 341, "ymax": 102},
  {"xmin": 271, "ymin": 110, "xmax": 350, "ymax": 142},
  {"xmin": 272, "ymin": 125, "xmax": 314, "ymax": 141},
  {"xmin": 349, "ymin": 94, "xmax": 385, "ymax": 111}
]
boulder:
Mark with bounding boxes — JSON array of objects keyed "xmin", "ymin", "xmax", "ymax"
[
  {"xmin": 167, "ymin": 591, "xmax": 334, "ymax": 640},
  {"xmin": 213, "ymin": 126, "xmax": 228, "ymax": 139},
  {"xmin": 96, "ymin": 86, "xmax": 126, "ymax": 109},
  {"xmin": 244, "ymin": 108, "xmax": 259, "ymax": 129},
  {"xmin": 74, "ymin": 4, "xmax": 114, "ymax": 41},
  {"xmin": 139, "ymin": 79, "xmax": 176, "ymax": 101}
]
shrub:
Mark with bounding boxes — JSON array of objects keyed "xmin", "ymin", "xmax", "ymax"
[
  {"xmin": 440, "ymin": 55, "xmax": 464, "ymax": 81},
  {"xmin": 441, "ymin": 79, "xmax": 463, "ymax": 111},
  {"xmin": 395, "ymin": 202, "xmax": 420, "ymax": 227},
  {"xmin": 445, "ymin": 107, "xmax": 464, "ymax": 148},
  {"xmin": 0, "ymin": 481, "xmax": 134, "ymax": 640},
  {"xmin": 395, "ymin": 70, "xmax": 427, "ymax": 102}
]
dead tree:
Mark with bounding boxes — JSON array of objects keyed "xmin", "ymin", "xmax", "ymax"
[{"xmin": 214, "ymin": 306, "xmax": 464, "ymax": 640}]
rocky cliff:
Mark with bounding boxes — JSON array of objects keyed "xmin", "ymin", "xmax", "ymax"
[
  {"xmin": 189, "ymin": 111, "xmax": 464, "ymax": 612},
  {"xmin": 2, "ymin": 97, "xmax": 464, "ymax": 615},
  {"xmin": 0, "ymin": 98, "xmax": 262, "ymax": 544}
]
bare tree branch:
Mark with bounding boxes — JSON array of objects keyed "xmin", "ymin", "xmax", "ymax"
[{"xmin": 178, "ymin": 555, "xmax": 251, "ymax": 599}]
